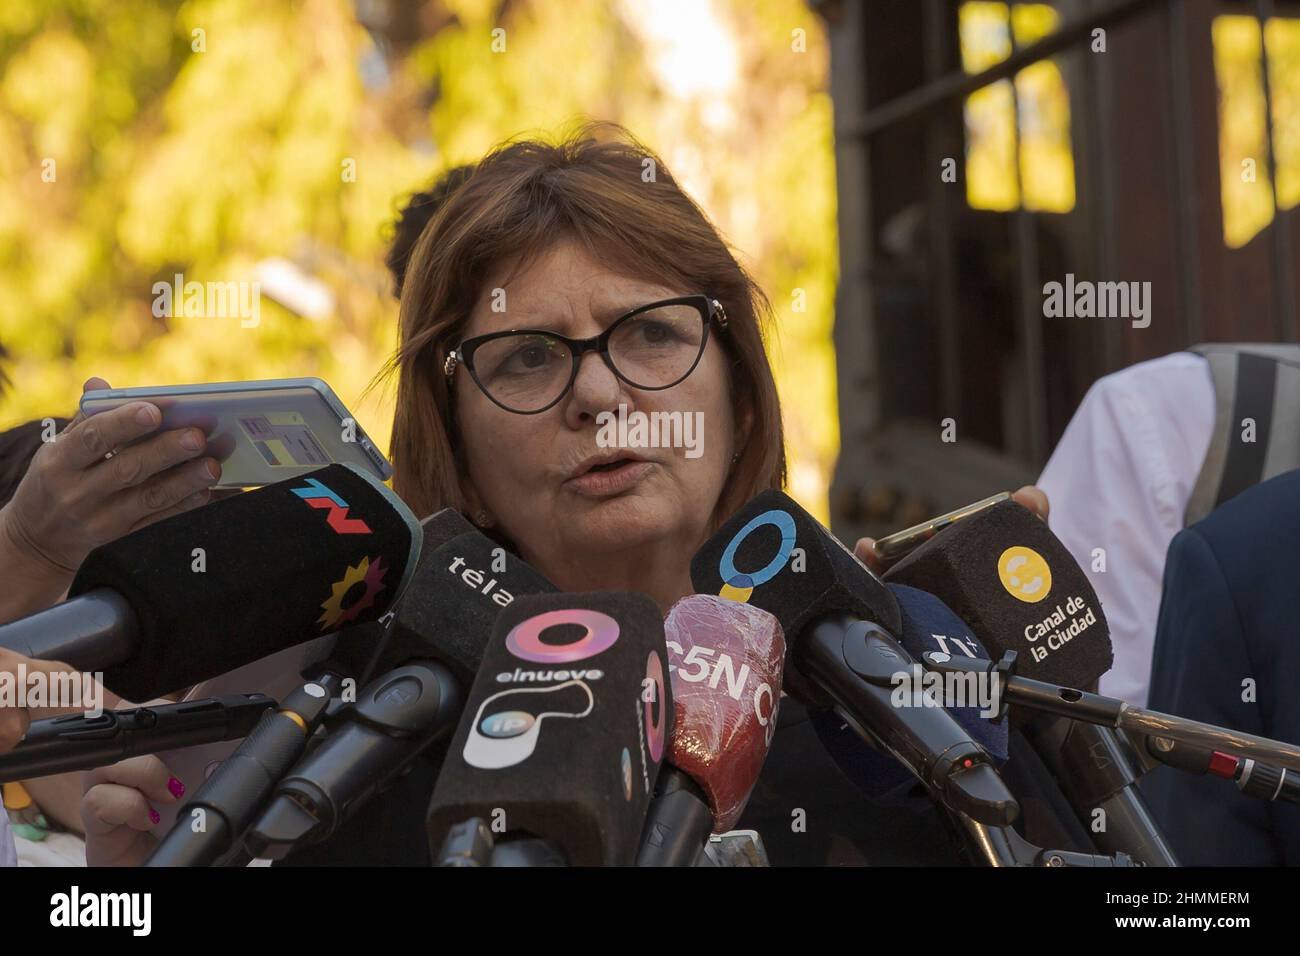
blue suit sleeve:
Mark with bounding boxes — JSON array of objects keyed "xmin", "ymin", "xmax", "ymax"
[{"xmin": 1142, "ymin": 527, "xmax": 1287, "ymax": 865}]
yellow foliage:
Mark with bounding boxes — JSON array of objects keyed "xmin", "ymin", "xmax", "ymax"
[{"xmin": 0, "ymin": 0, "xmax": 838, "ymax": 522}]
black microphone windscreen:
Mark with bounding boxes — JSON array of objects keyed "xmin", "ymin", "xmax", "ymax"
[
  {"xmin": 810, "ymin": 583, "xmax": 1010, "ymax": 801},
  {"xmin": 690, "ymin": 490, "xmax": 900, "ymax": 695},
  {"xmin": 426, "ymin": 591, "xmax": 672, "ymax": 866},
  {"xmin": 69, "ymin": 464, "xmax": 420, "ymax": 701},
  {"xmin": 379, "ymin": 531, "xmax": 558, "ymax": 683},
  {"xmin": 417, "ymin": 508, "xmax": 476, "ymax": 563},
  {"xmin": 884, "ymin": 500, "xmax": 1113, "ymax": 689}
]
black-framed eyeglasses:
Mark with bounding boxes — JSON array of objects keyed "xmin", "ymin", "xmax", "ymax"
[{"xmin": 443, "ymin": 294, "xmax": 728, "ymax": 414}]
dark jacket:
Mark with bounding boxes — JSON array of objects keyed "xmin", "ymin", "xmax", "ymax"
[{"xmin": 1143, "ymin": 468, "xmax": 1300, "ymax": 865}]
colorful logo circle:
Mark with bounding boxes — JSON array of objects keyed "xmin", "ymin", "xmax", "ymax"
[
  {"xmin": 718, "ymin": 509, "xmax": 797, "ymax": 602},
  {"xmin": 997, "ymin": 546, "xmax": 1052, "ymax": 603},
  {"xmin": 505, "ymin": 608, "xmax": 620, "ymax": 663}
]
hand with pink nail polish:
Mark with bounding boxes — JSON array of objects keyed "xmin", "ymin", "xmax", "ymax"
[{"xmin": 80, "ymin": 754, "xmax": 184, "ymax": 867}]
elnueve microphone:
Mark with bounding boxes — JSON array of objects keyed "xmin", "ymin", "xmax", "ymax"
[
  {"xmin": 427, "ymin": 591, "xmax": 672, "ymax": 866},
  {"xmin": 691, "ymin": 490, "xmax": 1018, "ymax": 827},
  {"xmin": 637, "ymin": 594, "xmax": 784, "ymax": 865},
  {"xmin": 0, "ymin": 464, "xmax": 422, "ymax": 702}
]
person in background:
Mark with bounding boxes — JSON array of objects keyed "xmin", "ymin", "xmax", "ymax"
[
  {"xmin": 384, "ymin": 164, "xmax": 476, "ymax": 301},
  {"xmin": 0, "ymin": 377, "xmax": 222, "ymax": 624},
  {"xmin": 1142, "ymin": 468, "xmax": 1300, "ymax": 865},
  {"xmin": 0, "ymin": 380, "xmax": 222, "ymax": 864},
  {"xmin": 1036, "ymin": 344, "xmax": 1300, "ymax": 708}
]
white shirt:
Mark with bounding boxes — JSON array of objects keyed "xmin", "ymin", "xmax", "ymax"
[
  {"xmin": 0, "ymin": 805, "xmax": 15, "ymax": 868},
  {"xmin": 1036, "ymin": 353, "xmax": 1215, "ymax": 707}
]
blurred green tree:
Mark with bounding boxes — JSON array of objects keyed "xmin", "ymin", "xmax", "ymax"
[{"xmin": 0, "ymin": 0, "xmax": 837, "ymax": 518}]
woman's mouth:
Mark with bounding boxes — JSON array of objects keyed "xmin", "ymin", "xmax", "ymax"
[{"xmin": 564, "ymin": 456, "xmax": 655, "ymax": 497}]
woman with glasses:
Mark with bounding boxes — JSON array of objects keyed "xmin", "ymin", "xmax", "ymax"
[
  {"xmin": 389, "ymin": 127, "xmax": 1046, "ymax": 609},
  {"xmin": 390, "ymin": 129, "xmax": 786, "ymax": 611},
  {"xmin": 68, "ymin": 124, "xmax": 1047, "ymax": 865}
]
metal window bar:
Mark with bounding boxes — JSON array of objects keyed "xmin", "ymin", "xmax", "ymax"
[
  {"xmin": 924, "ymin": 0, "xmax": 964, "ymax": 423},
  {"xmin": 1256, "ymin": 0, "xmax": 1298, "ymax": 342},
  {"xmin": 1005, "ymin": 6, "xmax": 1049, "ymax": 463},
  {"xmin": 834, "ymin": 0, "xmax": 1299, "ymax": 472},
  {"xmin": 1167, "ymin": 0, "xmax": 1204, "ymax": 346}
]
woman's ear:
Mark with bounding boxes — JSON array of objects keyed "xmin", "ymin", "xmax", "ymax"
[{"xmin": 733, "ymin": 400, "xmax": 756, "ymax": 461}]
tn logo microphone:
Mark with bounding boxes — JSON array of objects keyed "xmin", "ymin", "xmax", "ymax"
[{"xmin": 292, "ymin": 478, "xmax": 372, "ymax": 534}]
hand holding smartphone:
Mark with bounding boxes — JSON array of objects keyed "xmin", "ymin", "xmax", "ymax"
[
  {"xmin": 79, "ymin": 378, "xmax": 392, "ymax": 489},
  {"xmin": 873, "ymin": 491, "xmax": 1012, "ymax": 562}
]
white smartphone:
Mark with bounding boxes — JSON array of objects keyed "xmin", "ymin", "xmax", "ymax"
[{"xmin": 79, "ymin": 377, "xmax": 392, "ymax": 489}]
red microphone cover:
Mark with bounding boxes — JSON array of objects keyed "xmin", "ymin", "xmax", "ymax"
[{"xmin": 663, "ymin": 595, "xmax": 785, "ymax": 831}]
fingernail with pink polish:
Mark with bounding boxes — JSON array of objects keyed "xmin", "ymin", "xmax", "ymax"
[
  {"xmin": 168, "ymin": 777, "xmax": 185, "ymax": 798},
  {"xmin": 149, "ymin": 808, "xmax": 161, "ymax": 825}
]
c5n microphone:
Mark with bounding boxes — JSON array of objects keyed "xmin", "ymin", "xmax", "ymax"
[
  {"xmin": 810, "ymin": 583, "xmax": 1009, "ymax": 803},
  {"xmin": 427, "ymin": 591, "xmax": 672, "ymax": 866},
  {"xmin": 884, "ymin": 499, "xmax": 1177, "ymax": 865},
  {"xmin": 691, "ymin": 490, "xmax": 1018, "ymax": 827},
  {"xmin": 637, "ymin": 595, "xmax": 784, "ymax": 866},
  {"xmin": 0, "ymin": 464, "xmax": 421, "ymax": 702}
]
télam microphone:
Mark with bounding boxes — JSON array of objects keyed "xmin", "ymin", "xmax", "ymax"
[
  {"xmin": 884, "ymin": 499, "xmax": 1178, "ymax": 865},
  {"xmin": 369, "ymin": 528, "xmax": 559, "ymax": 684},
  {"xmin": 426, "ymin": 591, "xmax": 672, "ymax": 866},
  {"xmin": 690, "ymin": 490, "xmax": 1018, "ymax": 827},
  {"xmin": 0, "ymin": 464, "xmax": 422, "ymax": 701},
  {"xmin": 809, "ymin": 583, "xmax": 1009, "ymax": 803},
  {"xmin": 637, "ymin": 594, "xmax": 784, "ymax": 866},
  {"xmin": 241, "ymin": 529, "xmax": 557, "ymax": 858}
]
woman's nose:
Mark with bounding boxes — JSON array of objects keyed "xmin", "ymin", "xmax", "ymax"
[{"xmin": 564, "ymin": 350, "xmax": 626, "ymax": 426}]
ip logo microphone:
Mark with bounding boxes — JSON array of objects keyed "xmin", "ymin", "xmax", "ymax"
[
  {"xmin": 427, "ymin": 591, "xmax": 673, "ymax": 866},
  {"xmin": 463, "ymin": 682, "xmax": 595, "ymax": 769}
]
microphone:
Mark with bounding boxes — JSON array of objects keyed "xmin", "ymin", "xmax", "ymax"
[
  {"xmin": 884, "ymin": 498, "xmax": 1112, "ymax": 688},
  {"xmin": 0, "ymin": 464, "xmax": 422, "ymax": 702},
  {"xmin": 884, "ymin": 498, "xmax": 1177, "ymax": 865},
  {"xmin": 0, "ymin": 694, "xmax": 274, "ymax": 783},
  {"xmin": 426, "ymin": 591, "xmax": 673, "ymax": 866},
  {"xmin": 690, "ymin": 490, "xmax": 1018, "ymax": 827},
  {"xmin": 367, "ymin": 529, "xmax": 557, "ymax": 686},
  {"xmin": 808, "ymin": 583, "xmax": 1009, "ymax": 803},
  {"xmin": 637, "ymin": 594, "xmax": 784, "ymax": 866},
  {"xmin": 242, "ymin": 661, "xmax": 462, "ymax": 859},
  {"xmin": 241, "ymin": 530, "xmax": 557, "ymax": 858}
]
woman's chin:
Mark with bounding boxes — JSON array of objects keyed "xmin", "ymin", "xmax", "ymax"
[{"xmin": 566, "ymin": 496, "xmax": 683, "ymax": 552}]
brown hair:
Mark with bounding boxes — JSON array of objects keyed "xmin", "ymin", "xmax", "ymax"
[{"xmin": 383, "ymin": 123, "xmax": 785, "ymax": 535}]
